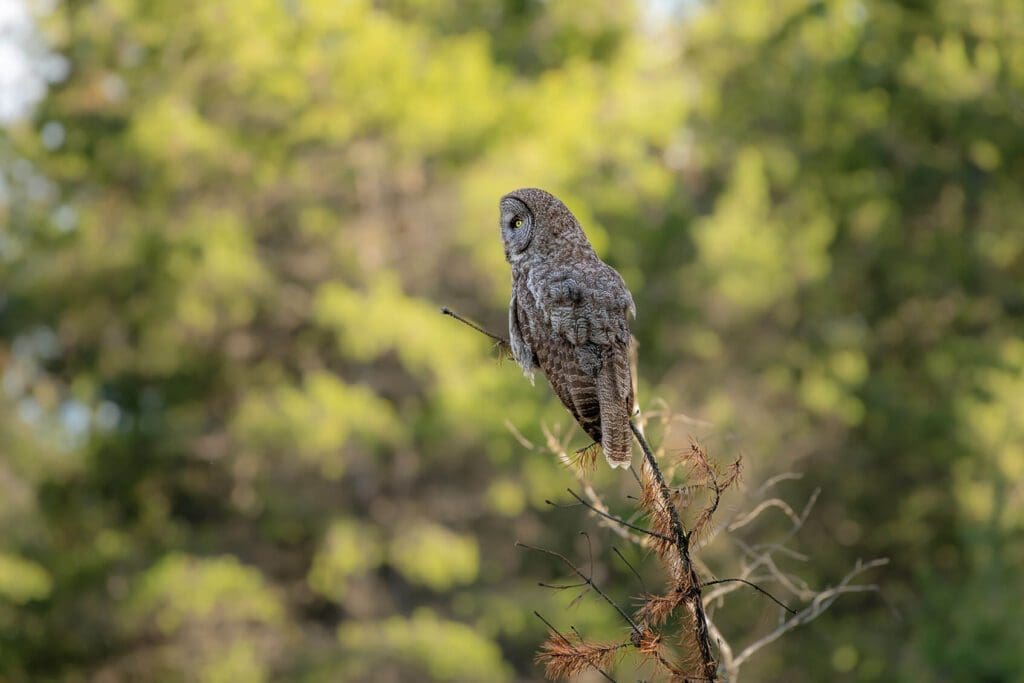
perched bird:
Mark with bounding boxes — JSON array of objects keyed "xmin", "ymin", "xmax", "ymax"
[{"xmin": 500, "ymin": 188, "xmax": 636, "ymax": 469}]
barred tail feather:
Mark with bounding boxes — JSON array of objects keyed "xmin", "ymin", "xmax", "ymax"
[
  {"xmin": 597, "ymin": 346, "xmax": 633, "ymax": 470},
  {"xmin": 601, "ymin": 421, "xmax": 633, "ymax": 469}
]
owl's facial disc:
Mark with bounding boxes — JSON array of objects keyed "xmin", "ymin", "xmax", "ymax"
[{"xmin": 499, "ymin": 197, "xmax": 533, "ymax": 259}]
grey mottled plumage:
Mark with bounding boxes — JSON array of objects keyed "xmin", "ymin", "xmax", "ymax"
[{"xmin": 499, "ymin": 188, "xmax": 636, "ymax": 469}]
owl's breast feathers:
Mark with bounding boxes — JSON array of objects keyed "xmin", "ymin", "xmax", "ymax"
[{"xmin": 511, "ymin": 260, "xmax": 635, "ymax": 468}]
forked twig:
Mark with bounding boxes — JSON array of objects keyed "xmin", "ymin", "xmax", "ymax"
[
  {"xmin": 729, "ymin": 558, "xmax": 888, "ymax": 673},
  {"xmin": 516, "ymin": 542, "xmax": 642, "ymax": 637}
]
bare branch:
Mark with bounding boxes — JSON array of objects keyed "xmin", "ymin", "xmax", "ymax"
[
  {"xmin": 732, "ymin": 540, "xmax": 815, "ymax": 601},
  {"xmin": 516, "ymin": 542, "xmax": 642, "ymax": 637},
  {"xmin": 611, "ymin": 546, "xmax": 647, "ymax": 596},
  {"xmin": 705, "ymin": 612, "xmax": 735, "ymax": 679},
  {"xmin": 700, "ymin": 578, "xmax": 796, "ymax": 614},
  {"xmin": 728, "ymin": 488, "xmax": 821, "ymax": 539},
  {"xmin": 538, "ymin": 581, "xmax": 589, "ymax": 590},
  {"xmin": 504, "ymin": 419, "xmax": 535, "ymax": 449},
  {"xmin": 631, "ymin": 420, "xmax": 718, "ymax": 680},
  {"xmin": 440, "ymin": 306, "xmax": 507, "ymax": 344},
  {"xmin": 582, "ymin": 532, "xmax": 595, "ymax": 578},
  {"xmin": 517, "ymin": 397, "xmax": 883, "ymax": 683},
  {"xmin": 563, "ymin": 489, "xmax": 673, "ymax": 543},
  {"xmin": 730, "ymin": 558, "xmax": 888, "ymax": 671},
  {"xmin": 754, "ymin": 472, "xmax": 804, "ymax": 498},
  {"xmin": 727, "ymin": 498, "xmax": 803, "ymax": 532},
  {"xmin": 751, "ymin": 545, "xmax": 809, "ymax": 563},
  {"xmin": 581, "ymin": 483, "xmax": 648, "ymax": 544},
  {"xmin": 536, "ymin": 420, "xmax": 652, "ymax": 545}
]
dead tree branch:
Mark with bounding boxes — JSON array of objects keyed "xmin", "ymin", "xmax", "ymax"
[
  {"xmin": 441, "ymin": 307, "xmax": 887, "ymax": 682},
  {"xmin": 728, "ymin": 558, "xmax": 888, "ymax": 676},
  {"xmin": 631, "ymin": 420, "xmax": 719, "ymax": 681}
]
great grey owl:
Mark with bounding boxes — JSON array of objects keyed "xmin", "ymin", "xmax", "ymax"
[{"xmin": 500, "ymin": 188, "xmax": 636, "ymax": 469}]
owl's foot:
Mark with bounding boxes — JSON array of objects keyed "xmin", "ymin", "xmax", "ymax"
[{"xmin": 493, "ymin": 339, "xmax": 514, "ymax": 362}]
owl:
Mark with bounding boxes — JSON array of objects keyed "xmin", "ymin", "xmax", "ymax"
[{"xmin": 500, "ymin": 188, "xmax": 636, "ymax": 469}]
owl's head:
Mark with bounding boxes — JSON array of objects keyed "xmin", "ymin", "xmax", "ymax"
[{"xmin": 499, "ymin": 188, "xmax": 586, "ymax": 263}]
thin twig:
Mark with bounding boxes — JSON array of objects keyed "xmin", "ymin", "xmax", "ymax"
[
  {"xmin": 517, "ymin": 542, "xmax": 642, "ymax": 637},
  {"xmin": 582, "ymin": 532, "xmax": 595, "ymax": 578},
  {"xmin": 730, "ymin": 558, "xmax": 888, "ymax": 671},
  {"xmin": 560, "ymin": 490, "xmax": 674, "ymax": 542},
  {"xmin": 612, "ymin": 546, "xmax": 648, "ymax": 595},
  {"xmin": 700, "ymin": 578, "xmax": 796, "ymax": 614},
  {"xmin": 539, "ymin": 581, "xmax": 589, "ymax": 590},
  {"xmin": 732, "ymin": 540, "xmax": 814, "ymax": 600},
  {"xmin": 628, "ymin": 464, "xmax": 644, "ymax": 488},
  {"xmin": 536, "ymin": 420, "xmax": 649, "ymax": 545},
  {"xmin": 504, "ymin": 419, "xmax": 535, "ymax": 449},
  {"xmin": 728, "ymin": 498, "xmax": 803, "ymax": 532},
  {"xmin": 754, "ymin": 472, "xmax": 804, "ymax": 498},
  {"xmin": 582, "ymin": 483, "xmax": 647, "ymax": 544},
  {"xmin": 705, "ymin": 613, "xmax": 735, "ymax": 680},
  {"xmin": 440, "ymin": 306, "xmax": 508, "ymax": 345},
  {"xmin": 748, "ymin": 544, "xmax": 809, "ymax": 562}
]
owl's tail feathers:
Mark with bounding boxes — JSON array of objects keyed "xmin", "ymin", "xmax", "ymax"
[
  {"xmin": 603, "ymin": 439, "xmax": 632, "ymax": 469},
  {"xmin": 597, "ymin": 348, "xmax": 633, "ymax": 470}
]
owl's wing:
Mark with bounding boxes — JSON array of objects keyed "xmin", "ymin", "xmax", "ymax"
[
  {"xmin": 508, "ymin": 291, "xmax": 537, "ymax": 383},
  {"xmin": 539, "ymin": 264, "xmax": 636, "ymax": 468},
  {"xmin": 540, "ymin": 264, "xmax": 634, "ymax": 349}
]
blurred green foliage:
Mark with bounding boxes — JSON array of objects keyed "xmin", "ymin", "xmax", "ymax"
[{"xmin": 1, "ymin": 0, "xmax": 1023, "ymax": 681}]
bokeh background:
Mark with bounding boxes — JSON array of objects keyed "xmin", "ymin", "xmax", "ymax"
[{"xmin": 2, "ymin": 0, "xmax": 1023, "ymax": 680}]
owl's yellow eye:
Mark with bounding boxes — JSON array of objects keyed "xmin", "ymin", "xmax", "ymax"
[{"xmin": 514, "ymin": 218, "xmax": 524, "ymax": 229}]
